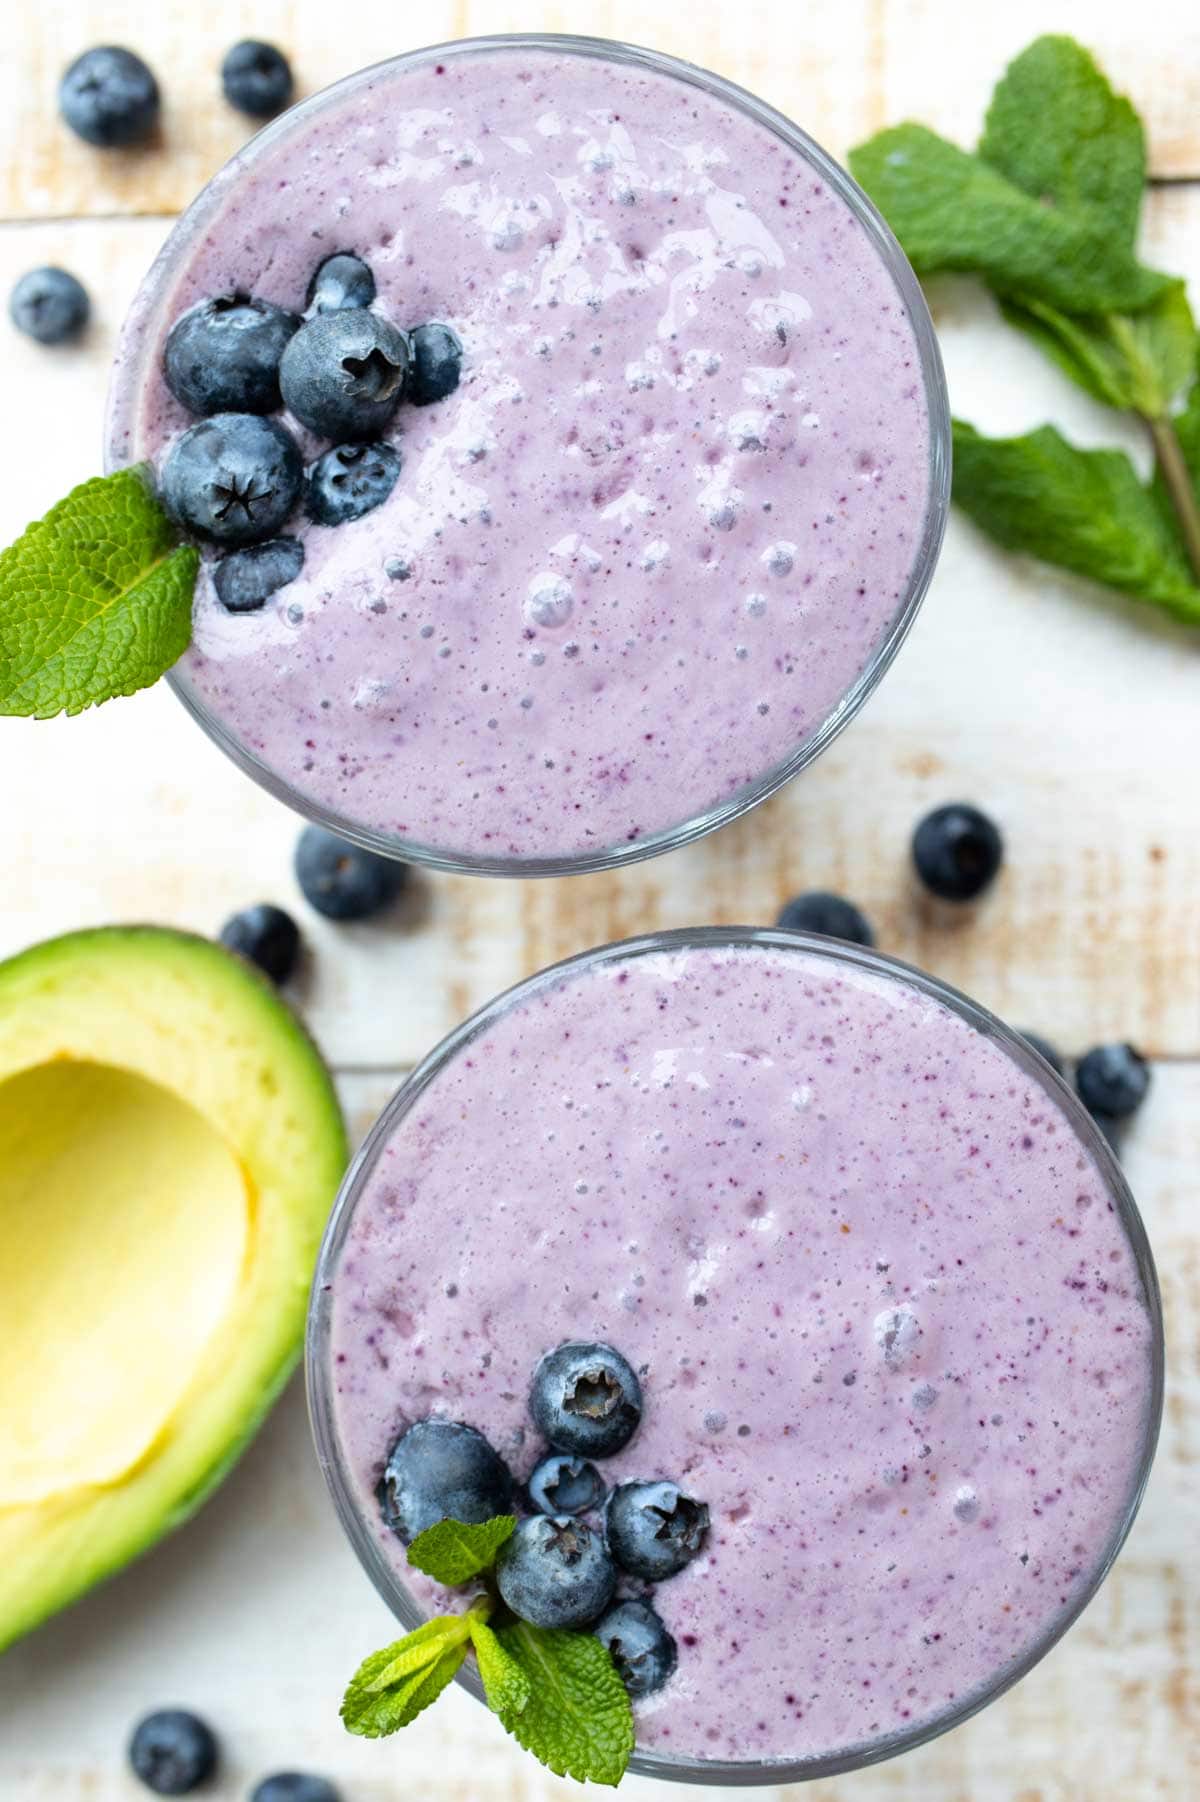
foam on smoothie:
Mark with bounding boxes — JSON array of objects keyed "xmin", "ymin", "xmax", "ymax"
[
  {"xmin": 326, "ymin": 941, "xmax": 1156, "ymax": 1766},
  {"xmin": 116, "ymin": 47, "xmax": 931, "ymax": 862}
]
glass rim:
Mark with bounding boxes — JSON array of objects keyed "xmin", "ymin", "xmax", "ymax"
[
  {"xmin": 106, "ymin": 31, "xmax": 952, "ymax": 879},
  {"xmin": 305, "ymin": 926, "xmax": 1164, "ymax": 1785}
]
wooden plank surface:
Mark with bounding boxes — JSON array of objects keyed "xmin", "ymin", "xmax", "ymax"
[{"xmin": 1, "ymin": 2, "xmax": 1197, "ymax": 1798}]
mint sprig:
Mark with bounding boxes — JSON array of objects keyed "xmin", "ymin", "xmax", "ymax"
[
  {"xmin": 850, "ymin": 35, "xmax": 1200, "ymax": 625},
  {"xmin": 340, "ymin": 1515, "xmax": 635, "ymax": 1785},
  {"xmin": 0, "ymin": 468, "xmax": 197, "ymax": 717},
  {"xmin": 407, "ymin": 1513, "xmax": 516, "ymax": 1585}
]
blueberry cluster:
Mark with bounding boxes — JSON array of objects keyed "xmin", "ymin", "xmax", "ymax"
[
  {"xmin": 378, "ymin": 1340, "xmax": 709, "ymax": 1698},
  {"xmin": 158, "ymin": 252, "xmax": 461, "ymax": 613}
]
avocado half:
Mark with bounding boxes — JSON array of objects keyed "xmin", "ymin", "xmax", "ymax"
[{"xmin": 0, "ymin": 926, "xmax": 348, "ymax": 1652}]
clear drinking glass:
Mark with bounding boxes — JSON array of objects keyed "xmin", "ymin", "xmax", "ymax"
[
  {"xmin": 106, "ymin": 35, "xmax": 951, "ymax": 878},
  {"xmin": 306, "ymin": 927, "xmax": 1163, "ymax": 1786}
]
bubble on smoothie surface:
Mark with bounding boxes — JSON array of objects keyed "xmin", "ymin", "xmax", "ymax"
[
  {"xmin": 874, "ymin": 1303, "xmax": 921, "ymax": 1367},
  {"xmin": 524, "ymin": 574, "xmax": 574, "ymax": 628},
  {"xmin": 763, "ymin": 542, "xmax": 796, "ymax": 576},
  {"xmin": 953, "ymin": 1485, "xmax": 981, "ymax": 1523}
]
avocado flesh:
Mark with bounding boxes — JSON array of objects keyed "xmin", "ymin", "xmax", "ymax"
[{"xmin": 0, "ymin": 927, "xmax": 347, "ymax": 1652}]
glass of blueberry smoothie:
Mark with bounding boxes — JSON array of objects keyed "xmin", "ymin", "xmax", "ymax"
[
  {"xmin": 106, "ymin": 35, "xmax": 950, "ymax": 876},
  {"xmin": 307, "ymin": 928, "xmax": 1162, "ymax": 1783}
]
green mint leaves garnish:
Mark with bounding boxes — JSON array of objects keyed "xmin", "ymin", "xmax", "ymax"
[
  {"xmin": 0, "ymin": 468, "xmax": 197, "ymax": 718},
  {"xmin": 406, "ymin": 1513, "xmax": 516, "ymax": 1585},
  {"xmin": 850, "ymin": 34, "xmax": 1200, "ymax": 625},
  {"xmin": 492, "ymin": 1620, "xmax": 636, "ymax": 1788},
  {"xmin": 340, "ymin": 1515, "xmax": 635, "ymax": 1785}
]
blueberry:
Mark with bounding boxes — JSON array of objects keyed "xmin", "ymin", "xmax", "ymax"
[
  {"xmin": 250, "ymin": 1776, "xmax": 340, "ymax": 1802},
  {"xmin": 280, "ymin": 311, "xmax": 409, "ymax": 440},
  {"xmin": 60, "ymin": 46, "xmax": 160, "ymax": 148},
  {"xmin": 306, "ymin": 253, "xmax": 376, "ymax": 315},
  {"xmin": 1076, "ymin": 1043, "xmax": 1150, "ymax": 1120},
  {"xmin": 495, "ymin": 1514, "xmax": 616, "ymax": 1629},
  {"xmin": 594, "ymin": 1598, "xmax": 677, "ymax": 1697},
  {"xmin": 212, "ymin": 537, "xmax": 304, "ymax": 613},
  {"xmin": 527, "ymin": 1453, "xmax": 606, "ymax": 1517},
  {"xmin": 1020, "ymin": 1031, "xmax": 1064, "ymax": 1077},
  {"xmin": 161, "ymin": 414, "xmax": 302, "ymax": 547},
  {"xmin": 221, "ymin": 41, "xmax": 294, "ymax": 118},
  {"xmin": 164, "ymin": 294, "xmax": 300, "ymax": 417},
  {"xmin": 912, "ymin": 803, "xmax": 1003, "ymax": 902},
  {"xmin": 529, "ymin": 1342, "xmax": 642, "ymax": 1459},
  {"xmin": 377, "ymin": 1418, "xmax": 514, "ymax": 1543},
  {"xmin": 606, "ymin": 1481, "xmax": 709, "ymax": 1581},
  {"xmin": 408, "ymin": 322, "xmax": 463, "ymax": 406},
  {"xmin": 775, "ymin": 890, "xmax": 874, "ymax": 946},
  {"xmin": 218, "ymin": 903, "xmax": 300, "ymax": 984},
  {"xmin": 294, "ymin": 825, "xmax": 407, "ymax": 921},
  {"xmin": 128, "ymin": 1710, "xmax": 217, "ymax": 1795},
  {"xmin": 306, "ymin": 442, "xmax": 401, "ymax": 526},
  {"xmin": 10, "ymin": 267, "xmax": 90, "ymax": 345}
]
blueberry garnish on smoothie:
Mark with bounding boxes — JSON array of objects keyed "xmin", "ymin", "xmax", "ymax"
[
  {"xmin": 164, "ymin": 294, "xmax": 301, "ymax": 416},
  {"xmin": 529, "ymin": 1341, "xmax": 643, "ymax": 1458},
  {"xmin": 407, "ymin": 322, "xmax": 463, "ymax": 406},
  {"xmin": 305, "ymin": 252, "xmax": 377, "ymax": 316},
  {"xmin": 279, "ymin": 310, "xmax": 409, "ymax": 441},
  {"xmin": 594, "ymin": 1599, "xmax": 678, "ymax": 1698},
  {"xmin": 495, "ymin": 1514, "xmax": 616, "ymax": 1629},
  {"xmin": 160, "ymin": 414, "xmax": 303, "ymax": 546},
  {"xmin": 212, "ymin": 537, "xmax": 304, "ymax": 612},
  {"xmin": 342, "ymin": 1341, "xmax": 707, "ymax": 1783},
  {"xmin": 606, "ymin": 1480, "xmax": 710, "ymax": 1581},
  {"xmin": 526, "ymin": 1453, "xmax": 606, "ymax": 1517},
  {"xmin": 306, "ymin": 443, "xmax": 401, "ymax": 526}
]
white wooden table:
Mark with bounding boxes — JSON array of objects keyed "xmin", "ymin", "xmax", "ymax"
[{"xmin": 1, "ymin": 2, "xmax": 1197, "ymax": 1797}]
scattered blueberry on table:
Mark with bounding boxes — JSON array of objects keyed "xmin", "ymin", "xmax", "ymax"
[
  {"xmin": 527, "ymin": 1452, "xmax": 607, "ymax": 1517},
  {"xmin": 306, "ymin": 251, "xmax": 376, "ymax": 315},
  {"xmin": 594, "ymin": 1598, "xmax": 678, "ymax": 1697},
  {"xmin": 164, "ymin": 293, "xmax": 300, "ymax": 416},
  {"xmin": 1076, "ymin": 1043, "xmax": 1151, "ymax": 1120},
  {"xmin": 161, "ymin": 413, "xmax": 303, "ymax": 546},
  {"xmin": 250, "ymin": 1775, "xmax": 341, "ymax": 1802},
  {"xmin": 377, "ymin": 1418, "xmax": 514, "ymax": 1543},
  {"xmin": 775, "ymin": 889, "xmax": 874, "ymax": 946},
  {"xmin": 294, "ymin": 825, "xmax": 407, "ymax": 921},
  {"xmin": 912, "ymin": 801, "xmax": 1004, "ymax": 901},
  {"xmin": 213, "ymin": 537, "xmax": 305, "ymax": 613},
  {"xmin": 530, "ymin": 1341, "xmax": 643, "ymax": 1457},
  {"xmin": 60, "ymin": 45, "xmax": 160, "ymax": 147},
  {"xmin": 221, "ymin": 40, "xmax": 295, "ymax": 119},
  {"xmin": 219, "ymin": 903, "xmax": 301, "ymax": 984},
  {"xmin": 127, "ymin": 1710, "xmax": 217, "ymax": 1795},
  {"xmin": 495, "ymin": 1513, "xmax": 617, "ymax": 1628},
  {"xmin": 306, "ymin": 442, "xmax": 402, "ymax": 526},
  {"xmin": 1019, "ymin": 1031, "xmax": 1064, "ymax": 1077},
  {"xmin": 9, "ymin": 267, "xmax": 90, "ymax": 344}
]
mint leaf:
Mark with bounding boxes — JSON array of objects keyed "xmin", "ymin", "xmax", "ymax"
[
  {"xmin": 494, "ymin": 1620, "xmax": 635, "ymax": 1788},
  {"xmin": 407, "ymin": 1515, "xmax": 516, "ymax": 1586},
  {"xmin": 998, "ymin": 284, "xmax": 1197, "ymax": 417},
  {"xmin": 979, "ymin": 36, "xmax": 1146, "ymax": 245},
  {"xmin": 849, "ymin": 124, "xmax": 1168, "ymax": 314},
  {"xmin": 0, "ymin": 467, "xmax": 197, "ymax": 718},
  {"xmin": 341, "ymin": 1614, "xmax": 473, "ymax": 1738},
  {"xmin": 953, "ymin": 420, "xmax": 1200, "ymax": 625},
  {"xmin": 470, "ymin": 1618, "xmax": 532, "ymax": 1717}
]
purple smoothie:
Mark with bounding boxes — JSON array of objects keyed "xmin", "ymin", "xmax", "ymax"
[
  {"xmin": 322, "ymin": 937, "xmax": 1158, "ymax": 1768},
  {"xmin": 110, "ymin": 43, "xmax": 936, "ymax": 865}
]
